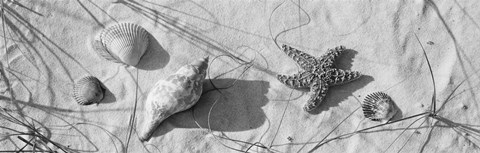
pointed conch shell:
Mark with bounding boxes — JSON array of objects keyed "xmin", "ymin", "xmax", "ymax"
[
  {"xmin": 73, "ymin": 76, "xmax": 105, "ymax": 105},
  {"xmin": 139, "ymin": 57, "xmax": 209, "ymax": 141},
  {"xmin": 362, "ymin": 92, "xmax": 398, "ymax": 122},
  {"xmin": 94, "ymin": 23, "xmax": 149, "ymax": 66}
]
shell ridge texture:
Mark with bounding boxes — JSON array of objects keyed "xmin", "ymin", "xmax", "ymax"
[
  {"xmin": 73, "ymin": 76, "xmax": 105, "ymax": 105},
  {"xmin": 97, "ymin": 23, "xmax": 149, "ymax": 66},
  {"xmin": 361, "ymin": 91, "xmax": 398, "ymax": 122}
]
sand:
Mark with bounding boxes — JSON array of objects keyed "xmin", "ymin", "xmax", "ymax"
[{"xmin": 1, "ymin": 0, "xmax": 480, "ymax": 152}]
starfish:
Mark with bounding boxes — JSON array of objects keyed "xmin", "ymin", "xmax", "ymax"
[{"xmin": 277, "ymin": 44, "xmax": 362, "ymax": 112}]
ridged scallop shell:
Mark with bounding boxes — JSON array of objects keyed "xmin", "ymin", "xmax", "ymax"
[
  {"xmin": 73, "ymin": 76, "xmax": 105, "ymax": 105},
  {"xmin": 139, "ymin": 57, "xmax": 209, "ymax": 141},
  {"xmin": 94, "ymin": 23, "xmax": 149, "ymax": 66},
  {"xmin": 362, "ymin": 92, "xmax": 398, "ymax": 122}
]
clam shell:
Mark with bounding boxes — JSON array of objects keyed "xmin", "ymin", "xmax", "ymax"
[
  {"xmin": 362, "ymin": 92, "xmax": 398, "ymax": 122},
  {"xmin": 139, "ymin": 57, "xmax": 209, "ymax": 141},
  {"xmin": 95, "ymin": 23, "xmax": 150, "ymax": 66},
  {"xmin": 73, "ymin": 76, "xmax": 105, "ymax": 105}
]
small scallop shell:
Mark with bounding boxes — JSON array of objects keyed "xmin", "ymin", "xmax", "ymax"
[
  {"xmin": 362, "ymin": 92, "xmax": 398, "ymax": 122},
  {"xmin": 95, "ymin": 23, "xmax": 150, "ymax": 66},
  {"xmin": 73, "ymin": 76, "xmax": 105, "ymax": 105}
]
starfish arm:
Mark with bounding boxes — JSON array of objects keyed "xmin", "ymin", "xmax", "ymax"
[
  {"xmin": 304, "ymin": 79, "xmax": 328, "ymax": 112},
  {"xmin": 317, "ymin": 46, "xmax": 346, "ymax": 69},
  {"xmin": 327, "ymin": 68, "xmax": 362, "ymax": 86},
  {"xmin": 276, "ymin": 71, "xmax": 314, "ymax": 88},
  {"xmin": 281, "ymin": 44, "xmax": 317, "ymax": 71}
]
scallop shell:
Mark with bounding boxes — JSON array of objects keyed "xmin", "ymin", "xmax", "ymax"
[
  {"xmin": 139, "ymin": 57, "xmax": 209, "ymax": 141},
  {"xmin": 362, "ymin": 92, "xmax": 398, "ymax": 122},
  {"xmin": 94, "ymin": 23, "xmax": 150, "ymax": 66},
  {"xmin": 73, "ymin": 76, "xmax": 105, "ymax": 105}
]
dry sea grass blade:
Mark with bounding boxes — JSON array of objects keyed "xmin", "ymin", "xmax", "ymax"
[
  {"xmin": 73, "ymin": 76, "xmax": 105, "ymax": 105},
  {"xmin": 362, "ymin": 91, "xmax": 398, "ymax": 122},
  {"xmin": 95, "ymin": 23, "xmax": 150, "ymax": 66},
  {"xmin": 139, "ymin": 57, "xmax": 209, "ymax": 141}
]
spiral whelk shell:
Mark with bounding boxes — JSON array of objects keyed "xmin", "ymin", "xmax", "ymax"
[
  {"xmin": 362, "ymin": 92, "xmax": 398, "ymax": 122},
  {"xmin": 73, "ymin": 76, "xmax": 105, "ymax": 105},
  {"xmin": 139, "ymin": 57, "xmax": 209, "ymax": 141},
  {"xmin": 94, "ymin": 23, "xmax": 150, "ymax": 66}
]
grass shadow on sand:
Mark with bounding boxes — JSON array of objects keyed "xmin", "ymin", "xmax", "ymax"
[
  {"xmin": 300, "ymin": 32, "xmax": 480, "ymax": 152},
  {"xmin": 1, "ymin": 1, "xmax": 108, "ymax": 123},
  {"xmin": 114, "ymin": 0, "xmax": 278, "ymax": 77}
]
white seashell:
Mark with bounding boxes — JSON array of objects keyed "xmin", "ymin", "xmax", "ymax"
[
  {"xmin": 95, "ymin": 23, "xmax": 150, "ymax": 66},
  {"xmin": 73, "ymin": 76, "xmax": 105, "ymax": 105},
  {"xmin": 362, "ymin": 92, "xmax": 398, "ymax": 122},
  {"xmin": 139, "ymin": 57, "xmax": 209, "ymax": 141}
]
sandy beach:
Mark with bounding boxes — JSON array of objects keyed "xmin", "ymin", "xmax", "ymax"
[{"xmin": 1, "ymin": 0, "xmax": 480, "ymax": 152}]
